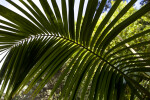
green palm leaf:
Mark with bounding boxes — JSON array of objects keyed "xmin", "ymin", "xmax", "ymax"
[{"xmin": 0, "ymin": 0, "xmax": 150, "ymax": 99}]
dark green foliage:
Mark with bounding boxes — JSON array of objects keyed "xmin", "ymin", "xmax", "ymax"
[{"xmin": 0, "ymin": 0, "xmax": 150, "ymax": 100}]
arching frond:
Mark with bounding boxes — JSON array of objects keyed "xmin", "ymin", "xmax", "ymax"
[{"xmin": 0, "ymin": 0, "xmax": 150, "ymax": 99}]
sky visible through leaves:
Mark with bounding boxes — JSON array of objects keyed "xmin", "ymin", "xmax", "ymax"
[{"xmin": 0, "ymin": 0, "xmax": 142, "ymax": 93}]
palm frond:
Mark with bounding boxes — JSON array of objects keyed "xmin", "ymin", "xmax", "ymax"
[{"xmin": 0, "ymin": 0, "xmax": 150, "ymax": 99}]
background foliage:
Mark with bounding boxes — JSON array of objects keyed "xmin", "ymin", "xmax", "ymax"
[{"xmin": 0, "ymin": 0, "xmax": 150, "ymax": 100}]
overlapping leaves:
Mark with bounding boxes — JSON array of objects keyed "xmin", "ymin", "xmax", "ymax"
[{"xmin": 0, "ymin": 0, "xmax": 150, "ymax": 99}]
